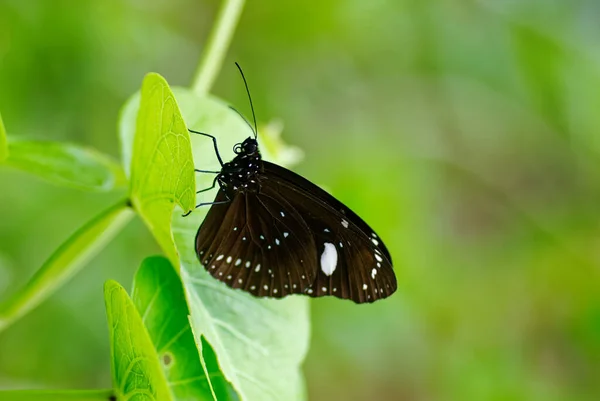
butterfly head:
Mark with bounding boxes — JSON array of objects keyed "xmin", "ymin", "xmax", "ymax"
[{"xmin": 234, "ymin": 137, "xmax": 259, "ymax": 156}]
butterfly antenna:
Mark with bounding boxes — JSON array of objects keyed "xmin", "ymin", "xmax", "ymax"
[
  {"xmin": 229, "ymin": 106, "xmax": 256, "ymax": 135},
  {"xmin": 235, "ymin": 62, "xmax": 258, "ymax": 139}
]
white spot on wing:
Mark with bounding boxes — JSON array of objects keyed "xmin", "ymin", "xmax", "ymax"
[
  {"xmin": 371, "ymin": 238, "xmax": 379, "ymax": 246},
  {"xmin": 363, "ymin": 283, "xmax": 368, "ymax": 290},
  {"xmin": 216, "ymin": 255, "xmax": 224, "ymax": 261},
  {"xmin": 275, "ymin": 238, "xmax": 280, "ymax": 245},
  {"xmin": 235, "ymin": 258, "xmax": 242, "ymax": 266},
  {"xmin": 341, "ymin": 219, "xmax": 349, "ymax": 228},
  {"xmin": 374, "ymin": 253, "xmax": 383, "ymax": 262},
  {"xmin": 226, "ymin": 256, "xmax": 232, "ymax": 263},
  {"xmin": 245, "ymin": 261, "xmax": 251, "ymax": 268},
  {"xmin": 320, "ymin": 243, "xmax": 338, "ymax": 276},
  {"xmin": 280, "ymin": 211, "xmax": 285, "ymax": 217},
  {"xmin": 255, "ymin": 264, "xmax": 261, "ymax": 272},
  {"xmin": 371, "ymin": 268, "xmax": 377, "ymax": 279},
  {"xmin": 283, "ymin": 232, "xmax": 289, "ymax": 238}
]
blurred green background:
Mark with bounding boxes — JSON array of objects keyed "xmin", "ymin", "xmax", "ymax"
[{"xmin": 2, "ymin": 1, "xmax": 600, "ymax": 400}]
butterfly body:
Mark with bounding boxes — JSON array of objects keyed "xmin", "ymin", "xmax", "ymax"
[
  {"xmin": 194, "ymin": 136, "xmax": 397, "ymax": 303},
  {"xmin": 217, "ymin": 138, "xmax": 262, "ymax": 196}
]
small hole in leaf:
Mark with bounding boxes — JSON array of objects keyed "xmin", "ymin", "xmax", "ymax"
[{"xmin": 162, "ymin": 352, "xmax": 174, "ymax": 367}]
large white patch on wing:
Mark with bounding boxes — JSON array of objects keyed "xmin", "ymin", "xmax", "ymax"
[{"xmin": 320, "ymin": 242, "xmax": 338, "ymax": 276}]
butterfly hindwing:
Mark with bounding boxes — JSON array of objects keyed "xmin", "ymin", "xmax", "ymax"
[{"xmin": 195, "ymin": 188, "xmax": 318, "ymax": 298}]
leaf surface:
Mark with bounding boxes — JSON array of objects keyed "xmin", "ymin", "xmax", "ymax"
[
  {"xmin": 120, "ymin": 83, "xmax": 309, "ymax": 401},
  {"xmin": 132, "ymin": 256, "xmax": 238, "ymax": 400},
  {"xmin": 105, "ymin": 280, "xmax": 173, "ymax": 401}
]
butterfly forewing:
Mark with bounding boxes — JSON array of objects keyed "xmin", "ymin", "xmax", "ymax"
[
  {"xmin": 263, "ymin": 162, "xmax": 396, "ymax": 303},
  {"xmin": 262, "ymin": 161, "xmax": 393, "ymax": 263}
]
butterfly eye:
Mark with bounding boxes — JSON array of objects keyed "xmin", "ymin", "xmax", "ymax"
[{"xmin": 243, "ymin": 140, "xmax": 257, "ymax": 154}]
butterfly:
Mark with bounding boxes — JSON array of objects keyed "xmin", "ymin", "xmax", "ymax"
[{"xmin": 188, "ymin": 64, "xmax": 397, "ymax": 303}]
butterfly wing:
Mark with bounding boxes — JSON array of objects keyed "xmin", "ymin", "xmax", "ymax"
[
  {"xmin": 195, "ymin": 189, "xmax": 319, "ymax": 298},
  {"xmin": 261, "ymin": 161, "xmax": 397, "ymax": 303}
]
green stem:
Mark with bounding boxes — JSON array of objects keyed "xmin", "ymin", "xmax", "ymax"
[
  {"xmin": 0, "ymin": 200, "xmax": 134, "ymax": 333},
  {"xmin": 191, "ymin": 0, "xmax": 246, "ymax": 96},
  {"xmin": 0, "ymin": 110, "xmax": 8, "ymax": 161}
]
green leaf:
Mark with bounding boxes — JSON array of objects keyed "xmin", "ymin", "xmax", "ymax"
[
  {"xmin": 120, "ymin": 85, "xmax": 310, "ymax": 401},
  {"xmin": 105, "ymin": 280, "xmax": 173, "ymax": 401},
  {"xmin": 172, "ymin": 90, "xmax": 310, "ymax": 401},
  {"xmin": 177, "ymin": 233, "xmax": 309, "ymax": 401},
  {"xmin": 0, "ymin": 200, "xmax": 134, "ymax": 333},
  {"xmin": 132, "ymin": 256, "xmax": 238, "ymax": 401},
  {"xmin": 0, "ymin": 111, "xmax": 7, "ymax": 161},
  {"xmin": 3, "ymin": 138, "xmax": 127, "ymax": 191},
  {"xmin": 128, "ymin": 73, "xmax": 195, "ymax": 266},
  {"xmin": 0, "ymin": 389, "xmax": 114, "ymax": 401}
]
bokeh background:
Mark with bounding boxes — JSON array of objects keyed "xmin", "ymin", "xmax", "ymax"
[{"xmin": 2, "ymin": 1, "xmax": 600, "ymax": 400}]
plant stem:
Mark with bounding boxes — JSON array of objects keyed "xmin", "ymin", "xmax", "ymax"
[
  {"xmin": 0, "ymin": 200, "xmax": 134, "ymax": 333},
  {"xmin": 0, "ymin": 111, "xmax": 8, "ymax": 161},
  {"xmin": 191, "ymin": 0, "xmax": 246, "ymax": 96}
]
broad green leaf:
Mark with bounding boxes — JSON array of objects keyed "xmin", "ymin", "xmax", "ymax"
[
  {"xmin": 0, "ymin": 389, "xmax": 114, "ymax": 401},
  {"xmin": 177, "ymin": 231, "xmax": 309, "ymax": 401},
  {"xmin": 128, "ymin": 73, "xmax": 195, "ymax": 266},
  {"xmin": 3, "ymin": 138, "xmax": 127, "ymax": 191},
  {"xmin": 132, "ymin": 256, "xmax": 238, "ymax": 401},
  {"xmin": 0, "ymin": 111, "xmax": 7, "ymax": 161},
  {"xmin": 0, "ymin": 200, "xmax": 134, "ymax": 333},
  {"xmin": 119, "ymin": 84, "xmax": 309, "ymax": 400},
  {"xmin": 105, "ymin": 280, "xmax": 173, "ymax": 401},
  {"xmin": 172, "ymin": 90, "xmax": 309, "ymax": 401}
]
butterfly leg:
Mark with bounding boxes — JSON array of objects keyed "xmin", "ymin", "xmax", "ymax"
[
  {"xmin": 195, "ymin": 169, "xmax": 220, "ymax": 174},
  {"xmin": 196, "ymin": 175, "xmax": 219, "ymax": 194},
  {"xmin": 188, "ymin": 129, "xmax": 224, "ymax": 166},
  {"xmin": 181, "ymin": 193, "xmax": 229, "ymax": 217},
  {"xmin": 182, "ymin": 176, "xmax": 223, "ymax": 217},
  {"xmin": 194, "ymin": 196, "xmax": 231, "ymax": 208}
]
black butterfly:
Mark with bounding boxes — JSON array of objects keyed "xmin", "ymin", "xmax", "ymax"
[{"xmin": 188, "ymin": 64, "xmax": 396, "ymax": 303}]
